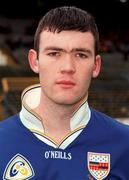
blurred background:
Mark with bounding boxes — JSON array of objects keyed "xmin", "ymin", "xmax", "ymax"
[{"xmin": 0, "ymin": 0, "xmax": 129, "ymax": 124}]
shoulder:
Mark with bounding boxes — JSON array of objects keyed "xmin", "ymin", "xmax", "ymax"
[
  {"xmin": 0, "ymin": 113, "xmax": 27, "ymax": 149},
  {"xmin": 0, "ymin": 114, "xmax": 21, "ymax": 136},
  {"xmin": 90, "ymin": 108, "xmax": 129, "ymax": 138},
  {"xmin": 0, "ymin": 114, "xmax": 19, "ymax": 128}
]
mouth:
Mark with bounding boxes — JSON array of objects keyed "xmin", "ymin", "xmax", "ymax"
[{"xmin": 56, "ymin": 80, "xmax": 76, "ymax": 88}]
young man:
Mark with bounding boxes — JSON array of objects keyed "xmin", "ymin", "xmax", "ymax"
[{"xmin": 1, "ymin": 6, "xmax": 129, "ymax": 180}]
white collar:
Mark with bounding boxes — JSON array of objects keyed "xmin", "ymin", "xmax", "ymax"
[{"xmin": 20, "ymin": 84, "xmax": 91, "ymax": 133}]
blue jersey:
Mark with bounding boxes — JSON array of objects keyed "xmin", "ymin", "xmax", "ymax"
[{"xmin": 0, "ymin": 108, "xmax": 129, "ymax": 180}]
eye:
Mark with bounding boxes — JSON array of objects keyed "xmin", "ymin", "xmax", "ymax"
[
  {"xmin": 47, "ymin": 52, "xmax": 60, "ymax": 57},
  {"xmin": 76, "ymin": 53, "xmax": 88, "ymax": 59}
]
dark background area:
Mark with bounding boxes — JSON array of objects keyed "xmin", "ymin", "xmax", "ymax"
[{"xmin": 0, "ymin": 0, "xmax": 129, "ymax": 31}]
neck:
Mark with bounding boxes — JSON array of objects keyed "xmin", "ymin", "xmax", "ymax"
[{"xmin": 34, "ymin": 94, "xmax": 85, "ymax": 142}]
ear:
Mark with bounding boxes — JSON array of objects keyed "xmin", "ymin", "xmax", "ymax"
[
  {"xmin": 92, "ymin": 55, "xmax": 101, "ymax": 78},
  {"xmin": 28, "ymin": 49, "xmax": 39, "ymax": 73}
]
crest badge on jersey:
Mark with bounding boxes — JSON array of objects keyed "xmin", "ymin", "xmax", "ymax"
[
  {"xmin": 3, "ymin": 154, "xmax": 35, "ymax": 180},
  {"xmin": 87, "ymin": 152, "xmax": 110, "ymax": 180}
]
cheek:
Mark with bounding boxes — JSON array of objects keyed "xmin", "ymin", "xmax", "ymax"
[
  {"xmin": 38, "ymin": 59, "xmax": 59, "ymax": 79},
  {"xmin": 78, "ymin": 66, "xmax": 94, "ymax": 81},
  {"xmin": 38, "ymin": 66, "xmax": 55, "ymax": 88},
  {"xmin": 77, "ymin": 68, "xmax": 94, "ymax": 89},
  {"xmin": 81, "ymin": 75, "xmax": 92, "ymax": 87}
]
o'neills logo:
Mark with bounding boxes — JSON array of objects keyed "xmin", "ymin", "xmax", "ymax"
[{"xmin": 45, "ymin": 151, "xmax": 72, "ymax": 160}]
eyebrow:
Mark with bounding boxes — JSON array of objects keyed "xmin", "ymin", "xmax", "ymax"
[
  {"xmin": 44, "ymin": 46, "xmax": 64, "ymax": 52},
  {"xmin": 43, "ymin": 46, "xmax": 92, "ymax": 55},
  {"xmin": 72, "ymin": 48, "xmax": 92, "ymax": 55}
]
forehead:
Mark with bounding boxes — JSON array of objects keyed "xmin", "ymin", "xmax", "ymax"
[{"xmin": 39, "ymin": 30, "xmax": 95, "ymax": 51}]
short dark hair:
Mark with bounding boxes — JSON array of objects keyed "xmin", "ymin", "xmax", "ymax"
[{"xmin": 34, "ymin": 6, "xmax": 100, "ymax": 55}]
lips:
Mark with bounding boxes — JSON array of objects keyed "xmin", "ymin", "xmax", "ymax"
[{"xmin": 56, "ymin": 80, "xmax": 76, "ymax": 88}]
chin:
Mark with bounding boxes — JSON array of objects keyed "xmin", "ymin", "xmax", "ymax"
[{"xmin": 54, "ymin": 97, "xmax": 82, "ymax": 106}]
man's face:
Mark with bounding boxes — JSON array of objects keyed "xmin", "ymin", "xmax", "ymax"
[{"xmin": 29, "ymin": 30, "xmax": 101, "ymax": 106}]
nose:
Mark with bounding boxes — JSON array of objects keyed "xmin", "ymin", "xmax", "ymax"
[{"xmin": 60, "ymin": 54, "xmax": 76, "ymax": 74}]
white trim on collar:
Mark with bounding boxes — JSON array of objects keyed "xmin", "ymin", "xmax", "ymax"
[{"xmin": 20, "ymin": 85, "xmax": 91, "ymax": 149}]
